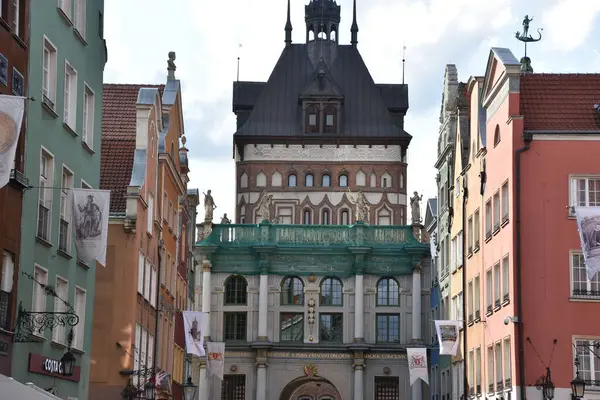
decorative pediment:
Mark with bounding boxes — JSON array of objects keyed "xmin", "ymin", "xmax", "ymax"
[{"xmin": 300, "ymin": 58, "xmax": 343, "ymax": 99}]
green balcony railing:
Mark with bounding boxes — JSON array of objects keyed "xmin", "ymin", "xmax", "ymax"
[{"xmin": 198, "ymin": 223, "xmax": 420, "ymax": 248}]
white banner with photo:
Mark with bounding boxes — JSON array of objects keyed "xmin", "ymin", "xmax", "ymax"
[
  {"xmin": 575, "ymin": 206, "xmax": 600, "ymax": 280},
  {"xmin": 71, "ymin": 189, "xmax": 110, "ymax": 266},
  {"xmin": 206, "ymin": 342, "xmax": 225, "ymax": 381},
  {"xmin": 435, "ymin": 320, "xmax": 463, "ymax": 356},
  {"xmin": 407, "ymin": 348, "xmax": 429, "ymax": 385},
  {"xmin": 0, "ymin": 95, "xmax": 25, "ymax": 189},
  {"xmin": 183, "ymin": 311, "xmax": 206, "ymax": 357}
]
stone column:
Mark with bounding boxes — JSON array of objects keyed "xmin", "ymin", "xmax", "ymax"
[
  {"xmin": 202, "ymin": 258, "xmax": 211, "ymax": 339},
  {"xmin": 198, "ymin": 362, "xmax": 208, "ymax": 400},
  {"xmin": 354, "ymin": 274, "xmax": 364, "ymax": 341},
  {"xmin": 411, "ymin": 262, "xmax": 423, "ymax": 400},
  {"xmin": 353, "ymin": 355, "xmax": 365, "ymax": 400},
  {"xmin": 256, "ymin": 350, "xmax": 268, "ymax": 400},
  {"xmin": 258, "ymin": 273, "xmax": 268, "ymax": 341}
]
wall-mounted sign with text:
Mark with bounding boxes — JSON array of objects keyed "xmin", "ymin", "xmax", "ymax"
[{"xmin": 28, "ymin": 353, "xmax": 81, "ymax": 382}]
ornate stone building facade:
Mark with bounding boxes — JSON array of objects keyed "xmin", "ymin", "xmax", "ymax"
[{"xmin": 232, "ymin": 0, "xmax": 411, "ymax": 227}]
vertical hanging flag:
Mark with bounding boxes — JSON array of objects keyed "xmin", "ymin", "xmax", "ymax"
[
  {"xmin": 575, "ymin": 206, "xmax": 600, "ymax": 280},
  {"xmin": 206, "ymin": 342, "xmax": 225, "ymax": 381},
  {"xmin": 0, "ymin": 95, "xmax": 25, "ymax": 189},
  {"xmin": 407, "ymin": 348, "xmax": 429, "ymax": 385},
  {"xmin": 183, "ymin": 311, "xmax": 206, "ymax": 357},
  {"xmin": 71, "ymin": 188, "xmax": 110, "ymax": 266},
  {"xmin": 435, "ymin": 320, "xmax": 463, "ymax": 356}
]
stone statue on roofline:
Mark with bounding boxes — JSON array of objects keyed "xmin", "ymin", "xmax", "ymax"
[
  {"xmin": 410, "ymin": 191, "xmax": 423, "ymax": 224},
  {"xmin": 256, "ymin": 191, "xmax": 273, "ymax": 222},
  {"xmin": 347, "ymin": 188, "xmax": 370, "ymax": 223},
  {"xmin": 220, "ymin": 213, "xmax": 231, "ymax": 224},
  {"xmin": 203, "ymin": 190, "xmax": 217, "ymax": 222}
]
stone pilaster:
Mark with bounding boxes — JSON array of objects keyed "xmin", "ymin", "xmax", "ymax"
[
  {"xmin": 412, "ymin": 261, "xmax": 422, "ymax": 343},
  {"xmin": 353, "ymin": 351, "xmax": 365, "ymax": 400},
  {"xmin": 202, "ymin": 257, "xmax": 211, "ymax": 340},
  {"xmin": 255, "ymin": 349, "xmax": 268, "ymax": 400}
]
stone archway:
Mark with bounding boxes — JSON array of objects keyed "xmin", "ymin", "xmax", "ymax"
[{"xmin": 279, "ymin": 376, "xmax": 342, "ymax": 400}]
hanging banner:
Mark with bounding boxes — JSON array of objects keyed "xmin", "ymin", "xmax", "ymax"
[
  {"xmin": 71, "ymin": 188, "xmax": 110, "ymax": 266},
  {"xmin": 206, "ymin": 342, "xmax": 225, "ymax": 381},
  {"xmin": 574, "ymin": 206, "xmax": 600, "ymax": 280},
  {"xmin": 183, "ymin": 311, "xmax": 206, "ymax": 357},
  {"xmin": 0, "ymin": 95, "xmax": 25, "ymax": 189},
  {"xmin": 407, "ymin": 348, "xmax": 429, "ymax": 385},
  {"xmin": 435, "ymin": 320, "xmax": 462, "ymax": 356}
]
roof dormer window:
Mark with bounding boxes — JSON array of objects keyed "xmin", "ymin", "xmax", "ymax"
[
  {"xmin": 324, "ymin": 104, "xmax": 337, "ymax": 133},
  {"xmin": 305, "ymin": 104, "xmax": 320, "ymax": 133}
]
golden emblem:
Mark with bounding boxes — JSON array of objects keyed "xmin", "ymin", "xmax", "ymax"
[{"xmin": 304, "ymin": 364, "xmax": 318, "ymax": 379}]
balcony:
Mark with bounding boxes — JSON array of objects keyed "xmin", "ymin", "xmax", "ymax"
[
  {"xmin": 9, "ymin": 169, "xmax": 29, "ymax": 189},
  {"xmin": 37, "ymin": 204, "xmax": 50, "ymax": 242},
  {"xmin": 572, "ymin": 289, "xmax": 600, "ymax": 299}
]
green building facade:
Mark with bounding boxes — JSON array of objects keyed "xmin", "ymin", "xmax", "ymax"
[{"xmin": 13, "ymin": 1, "xmax": 107, "ymax": 398}]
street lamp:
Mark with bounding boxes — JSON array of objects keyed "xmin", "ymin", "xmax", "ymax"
[
  {"xmin": 183, "ymin": 376, "xmax": 198, "ymax": 400},
  {"xmin": 571, "ymin": 356, "xmax": 586, "ymax": 399},
  {"xmin": 60, "ymin": 349, "xmax": 76, "ymax": 377},
  {"xmin": 121, "ymin": 379, "xmax": 137, "ymax": 400},
  {"xmin": 535, "ymin": 367, "xmax": 555, "ymax": 400},
  {"xmin": 144, "ymin": 380, "xmax": 155, "ymax": 400}
]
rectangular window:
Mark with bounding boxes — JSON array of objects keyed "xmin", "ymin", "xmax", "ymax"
[
  {"xmin": 501, "ymin": 181, "xmax": 509, "ymax": 221},
  {"xmin": 58, "ymin": 0, "xmax": 72, "ymax": 19},
  {"xmin": 82, "ymin": 84, "xmax": 94, "ymax": 147},
  {"xmin": 59, "ymin": 167, "xmax": 73, "ymax": 253},
  {"xmin": 486, "ymin": 268, "xmax": 492, "ymax": 313},
  {"xmin": 474, "ymin": 275, "xmax": 481, "ymax": 319},
  {"xmin": 12, "ymin": 67, "xmax": 24, "ymax": 96},
  {"xmin": 467, "ymin": 281, "xmax": 473, "ymax": 322},
  {"xmin": 133, "ymin": 323, "xmax": 141, "ymax": 385},
  {"xmin": 0, "ymin": 53, "xmax": 8, "ymax": 86},
  {"xmin": 374, "ymin": 376, "xmax": 399, "ymax": 400},
  {"xmin": 485, "ymin": 200, "xmax": 492, "ymax": 238},
  {"xmin": 150, "ymin": 265, "xmax": 157, "ymax": 307},
  {"xmin": 451, "ymin": 237, "xmax": 457, "ymax": 272},
  {"xmin": 42, "ymin": 38, "xmax": 58, "ymax": 108},
  {"xmin": 140, "ymin": 328, "xmax": 147, "ymax": 368},
  {"xmin": 319, "ymin": 313, "xmax": 343, "ymax": 342},
  {"xmin": 456, "ymin": 177, "xmax": 460, "ymax": 197},
  {"xmin": 475, "ymin": 347, "xmax": 482, "ymax": 393},
  {"xmin": 457, "ymin": 231, "xmax": 463, "ymax": 268},
  {"xmin": 147, "ymin": 193, "xmax": 154, "ymax": 233},
  {"xmin": 221, "ymin": 375, "xmax": 246, "ymax": 400},
  {"xmin": 52, "ymin": 276, "xmax": 69, "ymax": 344},
  {"xmin": 73, "ymin": 287, "xmax": 86, "ymax": 349},
  {"xmin": 458, "ymin": 292, "xmax": 463, "ymax": 322},
  {"xmin": 278, "ymin": 207, "xmax": 293, "ymax": 224},
  {"xmin": 570, "ymin": 176, "xmax": 600, "ymax": 213},
  {"xmin": 326, "ymin": 114, "xmax": 334, "ymax": 126},
  {"xmin": 308, "ymin": 113, "xmax": 317, "ymax": 126},
  {"xmin": 376, "ymin": 314, "xmax": 400, "ymax": 343},
  {"xmin": 32, "ymin": 266, "xmax": 48, "ymax": 314},
  {"xmin": 147, "ymin": 333, "xmax": 154, "ymax": 369},
  {"xmin": 224, "ymin": 312, "xmax": 247, "ymax": 341},
  {"xmin": 474, "ymin": 209, "xmax": 480, "ymax": 248},
  {"xmin": 503, "ymin": 338, "xmax": 511, "ymax": 387},
  {"xmin": 493, "ymin": 191, "xmax": 500, "ymax": 231},
  {"xmin": 467, "ymin": 216, "xmax": 473, "ymax": 253},
  {"xmin": 468, "ymin": 350, "xmax": 474, "ymax": 395},
  {"xmin": 0, "ymin": 252, "xmax": 14, "ymax": 330},
  {"xmin": 571, "ymin": 252, "xmax": 600, "ymax": 298},
  {"xmin": 280, "ymin": 313, "xmax": 304, "ymax": 342},
  {"xmin": 574, "ymin": 339, "xmax": 600, "ymax": 384},
  {"xmin": 493, "ymin": 263, "xmax": 501, "ymax": 307},
  {"xmin": 11, "ymin": 0, "xmax": 19, "ymax": 35},
  {"xmin": 63, "ymin": 61, "xmax": 77, "ymax": 128},
  {"xmin": 143, "ymin": 261, "xmax": 151, "ymax": 301},
  {"xmin": 495, "ymin": 342, "xmax": 503, "ymax": 390},
  {"xmin": 138, "ymin": 252, "xmax": 144, "ymax": 295},
  {"xmin": 502, "ymin": 256, "xmax": 509, "ymax": 302},
  {"xmin": 487, "ymin": 345, "xmax": 494, "ymax": 392},
  {"xmin": 38, "ymin": 151, "xmax": 54, "ymax": 242},
  {"xmin": 73, "ymin": 0, "xmax": 86, "ymax": 38}
]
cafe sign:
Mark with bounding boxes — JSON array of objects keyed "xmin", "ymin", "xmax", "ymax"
[{"xmin": 28, "ymin": 353, "xmax": 80, "ymax": 382}]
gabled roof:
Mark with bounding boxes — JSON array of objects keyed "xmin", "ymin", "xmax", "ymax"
[
  {"xmin": 233, "ymin": 44, "xmax": 410, "ymax": 140},
  {"xmin": 424, "ymin": 198, "xmax": 438, "ymax": 231},
  {"xmin": 521, "ymin": 74, "xmax": 600, "ymax": 131},
  {"xmin": 481, "ymin": 47, "xmax": 520, "ymax": 103},
  {"xmin": 101, "ymin": 83, "xmax": 163, "ymax": 213}
]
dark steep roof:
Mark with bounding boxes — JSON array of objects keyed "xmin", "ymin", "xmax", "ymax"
[{"xmin": 233, "ymin": 44, "xmax": 410, "ymax": 141}]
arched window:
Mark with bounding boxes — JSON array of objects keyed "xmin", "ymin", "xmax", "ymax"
[
  {"xmin": 281, "ymin": 276, "xmax": 304, "ymax": 305},
  {"xmin": 322, "ymin": 174, "xmax": 331, "ymax": 187},
  {"xmin": 322, "ymin": 209, "xmax": 330, "ymax": 225},
  {"xmin": 339, "ymin": 174, "xmax": 348, "ymax": 187},
  {"xmin": 288, "ymin": 174, "xmax": 297, "ymax": 187},
  {"xmin": 324, "ymin": 104, "xmax": 337, "ymax": 133},
  {"xmin": 377, "ymin": 277, "xmax": 399, "ymax": 306},
  {"xmin": 340, "ymin": 209, "xmax": 349, "ymax": 225},
  {"xmin": 224, "ymin": 275, "xmax": 247, "ymax": 305},
  {"xmin": 320, "ymin": 277, "xmax": 343, "ymax": 306},
  {"xmin": 303, "ymin": 209, "xmax": 312, "ymax": 225},
  {"xmin": 305, "ymin": 173, "xmax": 314, "ymax": 187},
  {"xmin": 494, "ymin": 125, "xmax": 501, "ymax": 147}
]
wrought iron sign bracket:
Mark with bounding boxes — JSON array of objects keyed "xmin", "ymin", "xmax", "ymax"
[{"xmin": 13, "ymin": 302, "xmax": 80, "ymax": 343}]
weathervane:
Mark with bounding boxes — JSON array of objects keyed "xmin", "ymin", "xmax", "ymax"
[{"xmin": 515, "ymin": 15, "xmax": 542, "ymax": 58}]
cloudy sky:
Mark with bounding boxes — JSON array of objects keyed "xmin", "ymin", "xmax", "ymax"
[{"xmin": 104, "ymin": 0, "xmax": 600, "ymax": 222}]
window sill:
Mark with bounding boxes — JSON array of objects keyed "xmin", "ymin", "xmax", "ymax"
[
  {"xmin": 473, "ymin": 244, "xmax": 480, "ymax": 253},
  {"xmin": 486, "ymin": 310, "xmax": 493, "ymax": 317},
  {"xmin": 493, "ymin": 226, "xmax": 500, "ymax": 236},
  {"xmin": 73, "ymin": 28, "xmax": 88, "ymax": 45},
  {"xmin": 0, "ymin": 17, "xmax": 11, "ymax": 33},
  {"xmin": 41, "ymin": 101, "xmax": 59, "ymax": 118},
  {"xmin": 81, "ymin": 141, "xmax": 95, "ymax": 154},
  {"xmin": 146, "ymin": 231, "xmax": 153, "ymax": 239},
  {"xmin": 485, "ymin": 233, "xmax": 492, "ymax": 243},
  {"xmin": 0, "ymin": 328, "xmax": 14, "ymax": 337},
  {"xmin": 57, "ymin": 249, "xmax": 73, "ymax": 260},
  {"xmin": 63, "ymin": 122, "xmax": 78, "ymax": 137},
  {"xmin": 502, "ymin": 298, "xmax": 510, "ymax": 307},
  {"xmin": 493, "ymin": 305, "xmax": 501, "ymax": 312},
  {"xmin": 12, "ymin": 33, "xmax": 27, "ymax": 50},
  {"xmin": 50, "ymin": 340, "xmax": 68, "ymax": 350},
  {"xmin": 36, "ymin": 236, "xmax": 53, "ymax": 248},
  {"xmin": 77, "ymin": 260, "xmax": 90, "ymax": 270},
  {"xmin": 57, "ymin": 7, "xmax": 74, "ymax": 26},
  {"xmin": 71, "ymin": 347, "xmax": 85, "ymax": 355},
  {"xmin": 569, "ymin": 296, "xmax": 600, "ymax": 303},
  {"xmin": 501, "ymin": 217, "xmax": 509, "ymax": 227},
  {"xmin": 474, "ymin": 316, "xmax": 481, "ymax": 323},
  {"xmin": 467, "ymin": 251, "xmax": 473, "ymax": 259}
]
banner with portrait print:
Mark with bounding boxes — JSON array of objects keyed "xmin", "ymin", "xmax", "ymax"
[
  {"xmin": 574, "ymin": 206, "xmax": 600, "ymax": 280},
  {"xmin": 71, "ymin": 188, "xmax": 110, "ymax": 266},
  {"xmin": 435, "ymin": 320, "xmax": 463, "ymax": 356}
]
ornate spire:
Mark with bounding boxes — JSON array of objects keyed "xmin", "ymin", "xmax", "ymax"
[
  {"xmin": 285, "ymin": 0, "xmax": 292, "ymax": 46},
  {"xmin": 351, "ymin": 0, "xmax": 358, "ymax": 47}
]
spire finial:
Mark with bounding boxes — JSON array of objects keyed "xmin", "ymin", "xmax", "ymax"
[
  {"xmin": 285, "ymin": 0, "xmax": 293, "ymax": 46},
  {"xmin": 350, "ymin": 0, "xmax": 358, "ymax": 47}
]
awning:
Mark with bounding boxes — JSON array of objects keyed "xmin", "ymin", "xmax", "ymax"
[{"xmin": 0, "ymin": 374, "xmax": 62, "ymax": 400}]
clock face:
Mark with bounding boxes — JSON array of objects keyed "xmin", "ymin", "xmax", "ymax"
[{"xmin": 0, "ymin": 111, "xmax": 17, "ymax": 154}]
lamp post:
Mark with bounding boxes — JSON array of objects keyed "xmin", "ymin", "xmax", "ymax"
[
  {"xmin": 60, "ymin": 329, "xmax": 76, "ymax": 377},
  {"xmin": 144, "ymin": 379, "xmax": 156, "ymax": 400},
  {"xmin": 535, "ymin": 367, "xmax": 555, "ymax": 400},
  {"xmin": 182, "ymin": 376, "xmax": 198, "ymax": 400},
  {"xmin": 121, "ymin": 379, "xmax": 138, "ymax": 400},
  {"xmin": 571, "ymin": 356, "xmax": 586, "ymax": 399}
]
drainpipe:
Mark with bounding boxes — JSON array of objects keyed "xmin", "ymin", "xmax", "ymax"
[
  {"xmin": 516, "ymin": 132, "xmax": 532, "ymax": 400},
  {"xmin": 462, "ymin": 174, "xmax": 468, "ymax": 399},
  {"xmin": 154, "ymin": 237, "xmax": 163, "ymax": 377}
]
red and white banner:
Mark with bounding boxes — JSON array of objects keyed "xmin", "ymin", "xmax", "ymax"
[
  {"xmin": 407, "ymin": 348, "xmax": 429, "ymax": 385},
  {"xmin": 206, "ymin": 342, "xmax": 225, "ymax": 381}
]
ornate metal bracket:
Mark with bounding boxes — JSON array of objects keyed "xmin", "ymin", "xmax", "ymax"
[{"xmin": 13, "ymin": 302, "xmax": 79, "ymax": 343}]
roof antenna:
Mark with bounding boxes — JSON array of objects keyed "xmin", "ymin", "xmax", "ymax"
[
  {"xmin": 236, "ymin": 43, "xmax": 242, "ymax": 82},
  {"xmin": 402, "ymin": 43, "xmax": 407, "ymax": 84}
]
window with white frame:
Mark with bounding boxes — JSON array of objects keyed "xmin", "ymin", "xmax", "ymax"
[
  {"xmin": 458, "ymin": 292, "xmax": 463, "ymax": 322},
  {"xmin": 52, "ymin": 276, "xmax": 69, "ymax": 344},
  {"xmin": 467, "ymin": 215, "xmax": 473, "ymax": 253},
  {"xmin": 137, "ymin": 252, "xmax": 145, "ymax": 295},
  {"xmin": 133, "ymin": 323, "xmax": 142, "ymax": 385},
  {"xmin": 81, "ymin": 180, "xmax": 91, "ymax": 190},
  {"xmin": 63, "ymin": 62, "xmax": 77, "ymax": 128},
  {"xmin": 451, "ymin": 236, "xmax": 457, "ymax": 272},
  {"xmin": 277, "ymin": 206, "xmax": 293, "ymax": 224},
  {"xmin": 0, "ymin": 252, "xmax": 15, "ymax": 331},
  {"xmin": 487, "ymin": 346, "xmax": 494, "ymax": 392},
  {"xmin": 503, "ymin": 338, "xmax": 511, "ymax": 387},
  {"xmin": 73, "ymin": 287, "xmax": 86, "ymax": 349},
  {"xmin": 493, "ymin": 262, "xmax": 501, "ymax": 307},
  {"xmin": 73, "ymin": 0, "xmax": 86, "ymax": 38},
  {"xmin": 474, "ymin": 275, "xmax": 481, "ymax": 318},
  {"xmin": 571, "ymin": 252, "xmax": 600, "ymax": 298},
  {"xmin": 59, "ymin": 167, "xmax": 73, "ymax": 253},
  {"xmin": 42, "ymin": 38, "xmax": 58, "ymax": 108},
  {"xmin": 468, "ymin": 349, "xmax": 475, "ymax": 394},
  {"xmin": 495, "ymin": 342, "xmax": 503, "ymax": 390},
  {"xmin": 58, "ymin": 0, "xmax": 72, "ymax": 19},
  {"xmin": 474, "ymin": 209, "xmax": 480, "ymax": 247},
  {"xmin": 150, "ymin": 264, "xmax": 157, "ymax": 307},
  {"xmin": 38, "ymin": 150, "xmax": 54, "ymax": 241},
  {"xmin": 486, "ymin": 268, "xmax": 492, "ymax": 312},
  {"xmin": 467, "ymin": 280, "xmax": 473, "ymax": 322},
  {"xmin": 493, "ymin": 191, "xmax": 500, "ymax": 230},
  {"xmin": 571, "ymin": 176, "xmax": 600, "ymax": 214},
  {"xmin": 457, "ymin": 231, "xmax": 463, "ymax": 268},
  {"xmin": 377, "ymin": 208, "xmax": 391, "ymax": 226},
  {"xmin": 575, "ymin": 339, "xmax": 600, "ymax": 387},
  {"xmin": 143, "ymin": 260, "xmax": 151, "ymax": 300},
  {"xmin": 485, "ymin": 199, "xmax": 492, "ymax": 237},
  {"xmin": 147, "ymin": 193, "xmax": 154, "ymax": 234},
  {"xmin": 475, "ymin": 347, "xmax": 482, "ymax": 393},
  {"xmin": 82, "ymin": 84, "xmax": 94, "ymax": 147},
  {"xmin": 502, "ymin": 255, "xmax": 510, "ymax": 302},
  {"xmin": 32, "ymin": 266, "xmax": 48, "ymax": 313},
  {"xmin": 147, "ymin": 333, "xmax": 154, "ymax": 369},
  {"xmin": 501, "ymin": 181, "xmax": 509, "ymax": 221}
]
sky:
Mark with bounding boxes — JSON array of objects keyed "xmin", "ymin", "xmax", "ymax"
[{"xmin": 103, "ymin": 0, "xmax": 600, "ymax": 223}]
